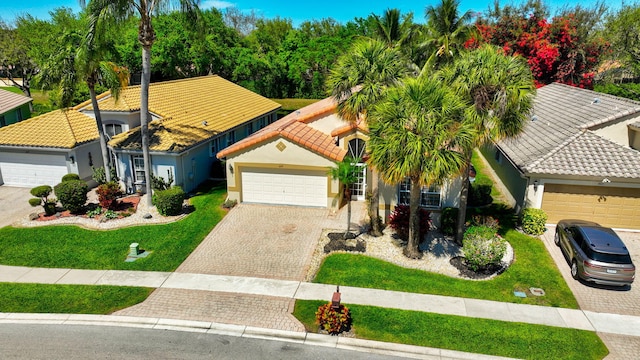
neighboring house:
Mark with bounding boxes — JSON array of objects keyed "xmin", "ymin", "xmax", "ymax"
[
  {"xmin": 75, "ymin": 75, "xmax": 280, "ymax": 193},
  {"xmin": 0, "ymin": 89, "xmax": 32, "ymax": 127},
  {"xmin": 0, "ymin": 109, "xmax": 101, "ymax": 187},
  {"xmin": 0, "ymin": 75, "xmax": 280, "ymax": 192},
  {"xmin": 217, "ymin": 96, "xmax": 462, "ymax": 225},
  {"xmin": 483, "ymin": 83, "xmax": 640, "ymax": 230}
]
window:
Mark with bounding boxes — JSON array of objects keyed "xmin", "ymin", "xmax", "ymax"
[
  {"xmin": 227, "ymin": 130, "xmax": 236, "ymax": 146},
  {"xmin": 258, "ymin": 116, "xmax": 267, "ymax": 129},
  {"xmin": 132, "ymin": 155, "xmax": 145, "ymax": 183},
  {"xmin": 348, "ymin": 138, "xmax": 366, "ymax": 160},
  {"xmin": 105, "ymin": 123, "xmax": 123, "ymax": 139},
  {"xmin": 398, "ymin": 178, "xmax": 442, "ymax": 208},
  {"xmin": 247, "ymin": 122, "xmax": 253, "ymax": 135},
  {"xmin": 16, "ymin": 109, "xmax": 23, "ymax": 122},
  {"xmin": 0, "ymin": 115, "xmax": 5, "ymax": 127},
  {"xmin": 494, "ymin": 149, "xmax": 503, "ymax": 164},
  {"xmin": 210, "ymin": 137, "xmax": 221, "ymax": 157}
]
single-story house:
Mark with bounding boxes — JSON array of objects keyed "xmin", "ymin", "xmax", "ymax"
[
  {"xmin": 0, "ymin": 89, "xmax": 31, "ymax": 127},
  {"xmin": 483, "ymin": 83, "xmax": 640, "ymax": 230},
  {"xmin": 0, "ymin": 75, "xmax": 280, "ymax": 191},
  {"xmin": 217, "ymin": 96, "xmax": 463, "ymax": 224},
  {"xmin": 0, "ymin": 109, "xmax": 100, "ymax": 187}
]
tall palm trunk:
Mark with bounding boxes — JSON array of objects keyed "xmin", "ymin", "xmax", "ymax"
[
  {"xmin": 405, "ymin": 178, "xmax": 423, "ymax": 259},
  {"xmin": 345, "ymin": 186, "xmax": 352, "ymax": 239},
  {"xmin": 455, "ymin": 151, "xmax": 472, "ymax": 245},
  {"xmin": 368, "ymin": 169, "xmax": 383, "ymax": 236},
  {"xmin": 88, "ymin": 83, "xmax": 111, "ymax": 183},
  {"xmin": 140, "ymin": 43, "xmax": 153, "ymax": 206}
]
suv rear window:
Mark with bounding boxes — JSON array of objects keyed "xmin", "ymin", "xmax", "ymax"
[{"xmin": 589, "ymin": 252, "xmax": 632, "ymax": 264}]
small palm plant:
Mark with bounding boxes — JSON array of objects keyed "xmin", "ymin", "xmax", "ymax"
[{"xmin": 329, "ymin": 156, "xmax": 360, "ymax": 239}]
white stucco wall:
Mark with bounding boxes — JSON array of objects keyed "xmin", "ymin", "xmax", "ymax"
[{"xmin": 591, "ymin": 115, "xmax": 640, "ymax": 147}]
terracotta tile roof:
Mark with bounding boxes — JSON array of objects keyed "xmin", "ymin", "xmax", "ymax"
[
  {"xmin": 0, "ymin": 89, "xmax": 32, "ymax": 115},
  {"xmin": 217, "ymin": 96, "xmax": 348, "ymax": 161},
  {"xmin": 0, "ymin": 109, "xmax": 98, "ymax": 148},
  {"xmin": 77, "ymin": 76, "xmax": 281, "ymax": 152},
  {"xmin": 498, "ymin": 83, "xmax": 640, "ymax": 178},
  {"xmin": 330, "ymin": 119, "xmax": 368, "ymax": 137}
]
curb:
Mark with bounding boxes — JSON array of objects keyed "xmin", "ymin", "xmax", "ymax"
[{"xmin": 0, "ymin": 313, "xmax": 518, "ymax": 360}]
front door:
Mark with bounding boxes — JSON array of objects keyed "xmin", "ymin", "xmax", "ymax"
[{"xmin": 348, "ymin": 138, "xmax": 367, "ymax": 201}]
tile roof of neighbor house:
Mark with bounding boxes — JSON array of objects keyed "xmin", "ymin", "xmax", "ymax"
[
  {"xmin": 0, "ymin": 89, "xmax": 32, "ymax": 115},
  {"xmin": 76, "ymin": 75, "xmax": 281, "ymax": 153},
  {"xmin": 498, "ymin": 83, "xmax": 640, "ymax": 179},
  {"xmin": 0, "ymin": 109, "xmax": 98, "ymax": 149},
  {"xmin": 217, "ymin": 96, "xmax": 348, "ymax": 161}
]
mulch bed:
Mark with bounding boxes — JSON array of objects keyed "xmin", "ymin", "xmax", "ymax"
[
  {"xmin": 35, "ymin": 195, "xmax": 140, "ymax": 222},
  {"xmin": 449, "ymin": 256, "xmax": 505, "ymax": 280},
  {"xmin": 324, "ymin": 232, "xmax": 366, "ymax": 253}
]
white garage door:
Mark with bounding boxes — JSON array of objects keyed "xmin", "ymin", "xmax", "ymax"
[
  {"xmin": 0, "ymin": 152, "xmax": 68, "ymax": 187},
  {"xmin": 242, "ymin": 170, "xmax": 327, "ymax": 207}
]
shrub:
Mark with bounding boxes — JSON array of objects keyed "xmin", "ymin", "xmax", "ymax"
[
  {"xmin": 61, "ymin": 173, "xmax": 80, "ymax": 182},
  {"xmin": 54, "ymin": 180, "xmax": 88, "ymax": 214},
  {"xmin": 103, "ymin": 209, "xmax": 118, "ymax": 220},
  {"xmin": 388, "ymin": 205, "xmax": 431, "ymax": 241},
  {"xmin": 469, "ymin": 214, "xmax": 500, "ymax": 230},
  {"xmin": 96, "ymin": 182, "xmax": 123, "ymax": 210},
  {"xmin": 29, "ymin": 185, "xmax": 56, "ymax": 215},
  {"xmin": 153, "ymin": 186, "xmax": 185, "ymax": 216},
  {"xmin": 521, "ymin": 208, "xmax": 548, "ymax": 235},
  {"xmin": 91, "ymin": 166, "xmax": 119, "ymax": 185},
  {"xmin": 463, "ymin": 225, "xmax": 507, "ymax": 272},
  {"xmin": 468, "ymin": 184, "xmax": 493, "ymax": 207},
  {"xmin": 86, "ymin": 207, "xmax": 103, "ymax": 218},
  {"xmin": 440, "ymin": 207, "xmax": 458, "ymax": 236},
  {"xmin": 151, "ymin": 171, "xmax": 174, "ymax": 191},
  {"xmin": 30, "ymin": 185, "xmax": 52, "ymax": 199},
  {"xmin": 315, "ymin": 303, "xmax": 351, "ymax": 335},
  {"xmin": 222, "ymin": 199, "xmax": 237, "ymax": 209}
]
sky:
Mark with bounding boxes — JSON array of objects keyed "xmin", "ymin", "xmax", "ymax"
[{"xmin": 0, "ymin": 0, "xmax": 622, "ymax": 26}]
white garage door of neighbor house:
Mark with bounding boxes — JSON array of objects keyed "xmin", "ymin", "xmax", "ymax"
[
  {"xmin": 0, "ymin": 152, "xmax": 68, "ymax": 187},
  {"xmin": 242, "ymin": 171, "xmax": 327, "ymax": 207}
]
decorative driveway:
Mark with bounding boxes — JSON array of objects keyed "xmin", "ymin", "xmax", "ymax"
[
  {"xmin": 116, "ymin": 202, "xmax": 368, "ymax": 331},
  {"xmin": 541, "ymin": 225, "xmax": 640, "ymax": 359},
  {"xmin": 0, "ymin": 186, "xmax": 35, "ymax": 228}
]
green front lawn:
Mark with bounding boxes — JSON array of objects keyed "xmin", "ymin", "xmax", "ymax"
[
  {"xmin": 294, "ymin": 301, "xmax": 608, "ymax": 360},
  {"xmin": 0, "ymin": 283, "xmax": 153, "ymax": 314},
  {"xmin": 0, "ymin": 182, "xmax": 227, "ymax": 271},
  {"xmin": 314, "ymin": 228, "xmax": 577, "ymax": 308}
]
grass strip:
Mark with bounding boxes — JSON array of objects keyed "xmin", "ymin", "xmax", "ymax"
[
  {"xmin": 0, "ymin": 283, "xmax": 153, "ymax": 314},
  {"xmin": 294, "ymin": 300, "xmax": 608, "ymax": 360},
  {"xmin": 271, "ymin": 98, "xmax": 320, "ymax": 111},
  {"xmin": 314, "ymin": 229, "xmax": 577, "ymax": 308},
  {"xmin": 0, "ymin": 182, "xmax": 227, "ymax": 272}
]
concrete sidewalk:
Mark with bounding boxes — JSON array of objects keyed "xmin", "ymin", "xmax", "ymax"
[{"xmin": 2, "ymin": 264, "xmax": 640, "ymax": 338}]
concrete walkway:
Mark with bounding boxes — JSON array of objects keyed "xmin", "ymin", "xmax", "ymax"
[{"xmin": 2, "ymin": 264, "xmax": 640, "ymax": 339}]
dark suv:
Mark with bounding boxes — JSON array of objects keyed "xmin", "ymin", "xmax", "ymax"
[{"xmin": 555, "ymin": 220, "xmax": 635, "ymax": 286}]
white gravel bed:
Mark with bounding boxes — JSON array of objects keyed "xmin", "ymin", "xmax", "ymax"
[{"xmin": 305, "ymin": 227, "xmax": 514, "ymax": 282}]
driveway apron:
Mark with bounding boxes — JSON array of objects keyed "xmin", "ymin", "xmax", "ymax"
[
  {"xmin": 542, "ymin": 226, "xmax": 640, "ymax": 359},
  {"xmin": 115, "ymin": 202, "xmax": 368, "ymax": 332},
  {"xmin": 0, "ymin": 186, "xmax": 35, "ymax": 228}
]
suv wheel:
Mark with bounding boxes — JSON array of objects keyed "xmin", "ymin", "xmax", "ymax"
[
  {"xmin": 554, "ymin": 230, "xmax": 560, "ymax": 246},
  {"xmin": 571, "ymin": 260, "xmax": 580, "ymax": 280}
]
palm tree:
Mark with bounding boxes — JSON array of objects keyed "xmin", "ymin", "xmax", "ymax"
[
  {"xmin": 329, "ymin": 156, "xmax": 361, "ymax": 239},
  {"xmin": 326, "ymin": 38, "xmax": 407, "ymax": 237},
  {"xmin": 438, "ymin": 44, "xmax": 536, "ymax": 245},
  {"xmin": 36, "ymin": 17, "xmax": 128, "ymax": 183},
  {"xmin": 421, "ymin": 0, "xmax": 477, "ymax": 73},
  {"xmin": 368, "ymin": 77, "xmax": 473, "ymax": 258},
  {"xmin": 82, "ymin": 0, "xmax": 199, "ymax": 206}
]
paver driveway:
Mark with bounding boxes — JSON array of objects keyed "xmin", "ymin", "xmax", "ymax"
[
  {"xmin": 0, "ymin": 186, "xmax": 35, "ymax": 228},
  {"xmin": 116, "ymin": 202, "xmax": 367, "ymax": 331},
  {"xmin": 176, "ymin": 203, "xmax": 365, "ymax": 280},
  {"xmin": 542, "ymin": 225, "xmax": 640, "ymax": 359}
]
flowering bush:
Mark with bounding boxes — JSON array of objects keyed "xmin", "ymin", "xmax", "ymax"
[
  {"xmin": 463, "ymin": 225, "xmax": 506, "ymax": 272},
  {"xmin": 96, "ymin": 182, "xmax": 123, "ymax": 210},
  {"xmin": 315, "ymin": 303, "xmax": 351, "ymax": 335},
  {"xmin": 388, "ymin": 205, "xmax": 431, "ymax": 241}
]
